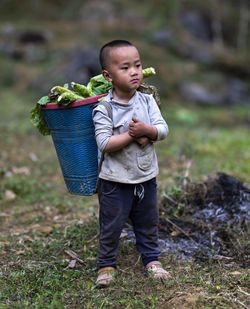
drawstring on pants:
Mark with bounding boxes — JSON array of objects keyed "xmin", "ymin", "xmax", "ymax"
[{"xmin": 134, "ymin": 184, "xmax": 145, "ymax": 203}]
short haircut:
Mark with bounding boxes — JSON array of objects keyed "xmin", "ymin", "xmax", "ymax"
[{"xmin": 99, "ymin": 39, "xmax": 133, "ymax": 70}]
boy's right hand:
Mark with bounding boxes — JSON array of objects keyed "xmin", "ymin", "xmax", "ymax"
[{"xmin": 129, "ymin": 117, "xmax": 157, "ymax": 141}]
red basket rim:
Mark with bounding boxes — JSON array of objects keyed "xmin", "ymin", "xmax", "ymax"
[{"xmin": 42, "ymin": 93, "xmax": 107, "ymax": 110}]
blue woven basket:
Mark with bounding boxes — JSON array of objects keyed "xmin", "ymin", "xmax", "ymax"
[{"xmin": 42, "ymin": 94, "xmax": 105, "ymax": 196}]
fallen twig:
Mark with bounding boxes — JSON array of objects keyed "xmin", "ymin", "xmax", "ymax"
[
  {"xmin": 119, "ymin": 255, "xmax": 141, "ymax": 273},
  {"xmin": 183, "ymin": 160, "xmax": 192, "ymax": 188},
  {"xmin": 213, "ymin": 254, "xmax": 234, "ymax": 261},
  {"xmin": 162, "ymin": 193, "xmax": 178, "ymax": 206},
  {"xmin": 64, "ymin": 249, "xmax": 85, "ymax": 265},
  {"xmin": 234, "ymin": 300, "xmax": 249, "ymax": 309},
  {"xmin": 220, "ymin": 292, "xmax": 249, "ymax": 309},
  {"xmin": 238, "ymin": 286, "xmax": 250, "ymax": 297},
  {"xmin": 164, "ymin": 217, "xmax": 196, "ymax": 242},
  {"xmin": 86, "ymin": 233, "xmax": 99, "ymax": 243}
]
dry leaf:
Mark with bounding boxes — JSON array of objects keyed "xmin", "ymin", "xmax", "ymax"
[{"xmin": 12, "ymin": 166, "xmax": 30, "ymax": 175}]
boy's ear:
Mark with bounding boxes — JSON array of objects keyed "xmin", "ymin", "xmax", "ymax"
[{"xmin": 102, "ymin": 70, "xmax": 112, "ymax": 82}]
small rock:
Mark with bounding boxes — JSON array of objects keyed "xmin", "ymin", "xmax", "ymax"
[
  {"xmin": 4, "ymin": 171, "xmax": 12, "ymax": 178},
  {"xmin": 29, "ymin": 152, "xmax": 38, "ymax": 162},
  {"xmin": 68, "ymin": 259, "xmax": 77, "ymax": 269},
  {"xmin": 4, "ymin": 190, "xmax": 16, "ymax": 201}
]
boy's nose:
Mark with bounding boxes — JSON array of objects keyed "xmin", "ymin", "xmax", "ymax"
[{"xmin": 130, "ymin": 68, "xmax": 138, "ymax": 75}]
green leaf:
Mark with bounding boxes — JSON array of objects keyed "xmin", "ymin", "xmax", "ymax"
[{"xmin": 37, "ymin": 96, "xmax": 51, "ymax": 106}]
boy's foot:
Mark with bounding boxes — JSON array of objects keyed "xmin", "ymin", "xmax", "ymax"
[
  {"xmin": 146, "ymin": 261, "xmax": 171, "ymax": 280},
  {"xmin": 96, "ymin": 266, "xmax": 116, "ymax": 288}
]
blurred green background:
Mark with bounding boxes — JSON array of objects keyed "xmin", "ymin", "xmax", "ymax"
[{"xmin": 1, "ymin": 0, "xmax": 249, "ymax": 184}]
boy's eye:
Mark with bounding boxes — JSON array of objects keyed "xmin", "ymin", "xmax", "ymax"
[{"xmin": 121, "ymin": 67, "xmax": 128, "ymax": 70}]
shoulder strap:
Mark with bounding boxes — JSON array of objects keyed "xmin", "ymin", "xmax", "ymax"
[
  {"xmin": 95, "ymin": 101, "xmax": 113, "ymax": 193},
  {"xmin": 100, "ymin": 101, "xmax": 113, "ymax": 120}
]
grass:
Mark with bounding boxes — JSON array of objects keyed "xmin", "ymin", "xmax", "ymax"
[{"xmin": 0, "ymin": 219, "xmax": 249, "ymax": 309}]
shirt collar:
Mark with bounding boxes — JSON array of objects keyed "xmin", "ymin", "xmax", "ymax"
[{"xmin": 107, "ymin": 89, "xmax": 138, "ymax": 106}]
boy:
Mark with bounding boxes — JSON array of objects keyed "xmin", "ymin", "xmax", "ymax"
[{"xmin": 92, "ymin": 40, "xmax": 170, "ymax": 287}]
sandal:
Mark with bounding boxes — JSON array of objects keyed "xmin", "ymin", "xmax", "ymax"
[
  {"xmin": 96, "ymin": 266, "xmax": 116, "ymax": 288},
  {"xmin": 146, "ymin": 261, "xmax": 172, "ymax": 280}
]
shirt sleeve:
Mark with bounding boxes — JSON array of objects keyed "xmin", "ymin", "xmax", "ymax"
[
  {"xmin": 147, "ymin": 95, "xmax": 169, "ymax": 141},
  {"xmin": 92, "ymin": 104, "xmax": 113, "ymax": 152}
]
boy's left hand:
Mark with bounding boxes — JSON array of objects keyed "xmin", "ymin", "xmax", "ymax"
[{"xmin": 136, "ymin": 136, "xmax": 150, "ymax": 148}]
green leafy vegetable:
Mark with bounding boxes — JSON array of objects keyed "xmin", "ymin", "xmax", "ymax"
[
  {"xmin": 51, "ymin": 86, "xmax": 72, "ymax": 95},
  {"xmin": 87, "ymin": 74, "xmax": 112, "ymax": 96},
  {"xmin": 57, "ymin": 91, "xmax": 83, "ymax": 105},
  {"xmin": 30, "ymin": 67, "xmax": 157, "ymax": 136},
  {"xmin": 142, "ymin": 67, "xmax": 156, "ymax": 78},
  {"xmin": 30, "ymin": 105, "xmax": 50, "ymax": 136},
  {"xmin": 71, "ymin": 82, "xmax": 92, "ymax": 97},
  {"xmin": 37, "ymin": 96, "xmax": 51, "ymax": 105}
]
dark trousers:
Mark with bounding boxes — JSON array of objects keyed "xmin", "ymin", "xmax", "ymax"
[{"xmin": 97, "ymin": 177, "xmax": 160, "ymax": 268}]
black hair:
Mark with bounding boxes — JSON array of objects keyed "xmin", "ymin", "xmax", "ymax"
[{"xmin": 99, "ymin": 39, "xmax": 133, "ymax": 69}]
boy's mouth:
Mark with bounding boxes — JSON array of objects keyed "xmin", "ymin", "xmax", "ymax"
[{"xmin": 131, "ymin": 79, "xmax": 140, "ymax": 84}]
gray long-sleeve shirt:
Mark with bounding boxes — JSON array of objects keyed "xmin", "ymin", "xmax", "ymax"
[{"xmin": 92, "ymin": 91, "xmax": 169, "ymax": 184}]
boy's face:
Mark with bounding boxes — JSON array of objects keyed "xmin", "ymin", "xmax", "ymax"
[{"xmin": 103, "ymin": 46, "xmax": 143, "ymax": 95}]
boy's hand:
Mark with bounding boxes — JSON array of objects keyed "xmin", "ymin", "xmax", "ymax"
[
  {"xmin": 129, "ymin": 117, "xmax": 158, "ymax": 141},
  {"xmin": 129, "ymin": 117, "xmax": 146, "ymax": 138},
  {"xmin": 136, "ymin": 136, "xmax": 150, "ymax": 148}
]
